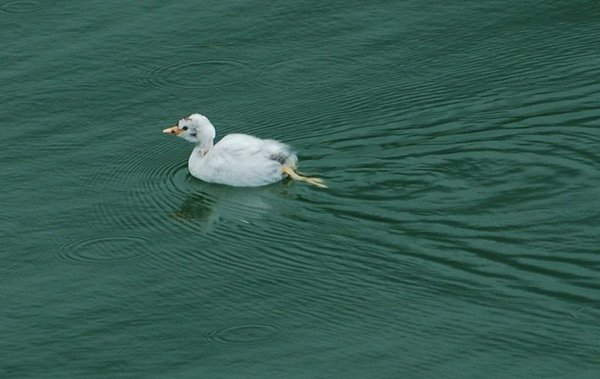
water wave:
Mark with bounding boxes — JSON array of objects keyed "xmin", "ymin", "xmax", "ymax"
[
  {"xmin": 55, "ymin": 235, "xmax": 161, "ymax": 264},
  {"xmin": 0, "ymin": 0, "xmax": 46, "ymax": 13},
  {"xmin": 137, "ymin": 58, "xmax": 259, "ymax": 92},
  {"xmin": 200, "ymin": 323, "xmax": 285, "ymax": 345}
]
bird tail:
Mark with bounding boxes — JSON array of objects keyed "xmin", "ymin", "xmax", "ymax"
[{"xmin": 282, "ymin": 166, "xmax": 327, "ymax": 188}]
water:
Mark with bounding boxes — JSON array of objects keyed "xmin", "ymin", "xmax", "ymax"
[{"xmin": 2, "ymin": 0, "xmax": 599, "ymax": 377}]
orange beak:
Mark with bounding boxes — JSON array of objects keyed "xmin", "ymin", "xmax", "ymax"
[{"xmin": 162, "ymin": 125, "xmax": 182, "ymax": 136}]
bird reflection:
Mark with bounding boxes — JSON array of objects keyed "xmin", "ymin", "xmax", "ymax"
[{"xmin": 172, "ymin": 177, "xmax": 292, "ymax": 224}]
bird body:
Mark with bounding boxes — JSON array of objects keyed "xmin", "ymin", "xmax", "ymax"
[
  {"xmin": 162, "ymin": 114, "xmax": 325, "ymax": 188},
  {"xmin": 188, "ymin": 133, "xmax": 297, "ymax": 187}
]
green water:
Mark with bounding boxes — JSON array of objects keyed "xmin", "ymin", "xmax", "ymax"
[{"xmin": 2, "ymin": 0, "xmax": 599, "ymax": 377}]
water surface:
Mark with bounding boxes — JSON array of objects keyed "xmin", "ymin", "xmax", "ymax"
[{"xmin": 1, "ymin": 0, "xmax": 599, "ymax": 377}]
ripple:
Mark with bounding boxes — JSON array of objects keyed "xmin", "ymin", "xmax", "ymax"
[
  {"xmin": 0, "ymin": 215, "xmax": 38, "ymax": 280},
  {"xmin": 87, "ymin": 132, "xmax": 284, "ymax": 239},
  {"xmin": 0, "ymin": 0, "xmax": 45, "ymax": 13},
  {"xmin": 267, "ymin": 54, "xmax": 352, "ymax": 84},
  {"xmin": 55, "ymin": 235, "xmax": 160, "ymax": 264},
  {"xmin": 86, "ymin": 136, "xmax": 197, "ymax": 232},
  {"xmin": 105, "ymin": 40, "xmax": 267, "ymax": 94},
  {"xmin": 0, "ymin": 259, "xmax": 33, "ymax": 281},
  {"xmin": 136, "ymin": 58, "xmax": 258, "ymax": 92},
  {"xmin": 263, "ymin": 50, "xmax": 402, "ymax": 94},
  {"xmin": 566, "ymin": 305, "xmax": 600, "ymax": 324},
  {"xmin": 201, "ymin": 323, "xmax": 284, "ymax": 345},
  {"xmin": 294, "ymin": 85, "xmax": 600, "ymax": 308}
]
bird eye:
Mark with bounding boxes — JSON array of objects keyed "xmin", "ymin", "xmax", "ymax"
[{"xmin": 182, "ymin": 126, "xmax": 188, "ymax": 131}]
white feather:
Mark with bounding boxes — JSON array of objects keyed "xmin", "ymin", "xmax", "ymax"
[{"xmin": 172, "ymin": 114, "xmax": 298, "ymax": 187}]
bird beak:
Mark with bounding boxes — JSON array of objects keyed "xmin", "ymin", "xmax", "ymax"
[{"xmin": 162, "ymin": 125, "xmax": 182, "ymax": 136}]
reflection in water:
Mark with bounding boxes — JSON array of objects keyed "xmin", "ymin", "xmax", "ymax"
[
  {"xmin": 172, "ymin": 188, "xmax": 218, "ymax": 222},
  {"xmin": 172, "ymin": 177, "xmax": 286, "ymax": 225}
]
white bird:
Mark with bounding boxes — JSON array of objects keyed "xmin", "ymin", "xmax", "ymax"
[{"xmin": 162, "ymin": 114, "xmax": 326, "ymax": 188}]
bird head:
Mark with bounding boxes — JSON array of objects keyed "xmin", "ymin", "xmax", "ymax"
[{"xmin": 162, "ymin": 113, "xmax": 216, "ymax": 144}]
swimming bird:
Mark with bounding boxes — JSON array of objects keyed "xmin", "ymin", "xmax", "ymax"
[{"xmin": 162, "ymin": 114, "xmax": 326, "ymax": 188}]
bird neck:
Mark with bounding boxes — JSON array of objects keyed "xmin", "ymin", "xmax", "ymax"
[{"xmin": 196, "ymin": 140, "xmax": 213, "ymax": 157}]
